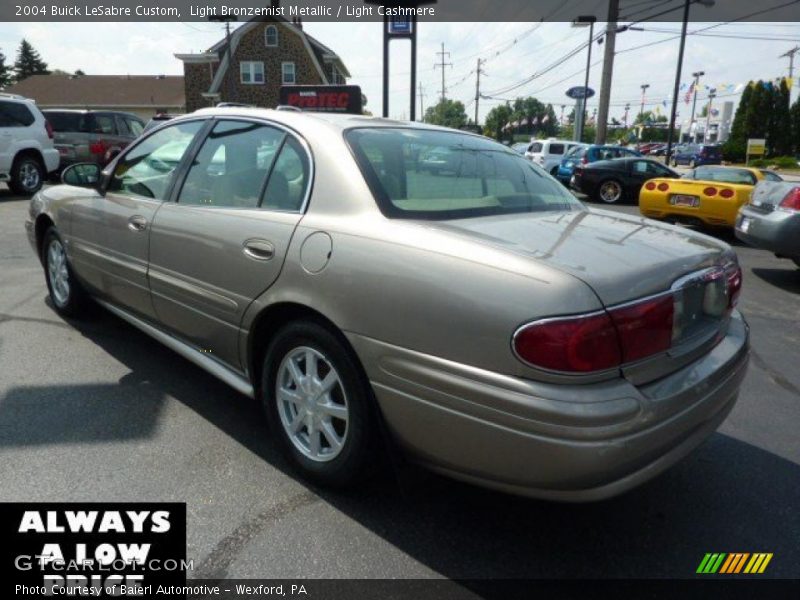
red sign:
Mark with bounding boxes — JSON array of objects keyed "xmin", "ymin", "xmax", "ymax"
[{"xmin": 279, "ymin": 85, "xmax": 363, "ymax": 114}]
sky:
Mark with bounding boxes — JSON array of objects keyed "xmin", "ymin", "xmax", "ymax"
[{"xmin": 0, "ymin": 20, "xmax": 798, "ymax": 123}]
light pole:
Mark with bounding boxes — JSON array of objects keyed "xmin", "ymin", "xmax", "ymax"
[
  {"xmin": 689, "ymin": 70, "xmax": 704, "ymax": 142},
  {"xmin": 572, "ymin": 15, "xmax": 597, "ymax": 142},
  {"xmin": 623, "ymin": 103, "xmax": 630, "ymax": 128},
  {"xmin": 705, "ymin": 88, "xmax": 716, "ymax": 143},
  {"xmin": 666, "ymin": 0, "xmax": 716, "ymax": 162},
  {"xmin": 639, "ymin": 83, "xmax": 650, "ymax": 122},
  {"xmin": 560, "ymin": 104, "xmax": 566, "ymax": 126}
]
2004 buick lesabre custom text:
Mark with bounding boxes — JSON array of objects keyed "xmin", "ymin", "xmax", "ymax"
[{"xmin": 26, "ymin": 108, "xmax": 749, "ymax": 501}]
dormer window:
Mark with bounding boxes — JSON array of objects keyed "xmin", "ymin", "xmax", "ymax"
[{"xmin": 265, "ymin": 25, "xmax": 278, "ymax": 47}]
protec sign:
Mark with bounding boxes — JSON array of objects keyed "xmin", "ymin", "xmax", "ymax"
[{"xmin": 279, "ymin": 85, "xmax": 363, "ymax": 114}]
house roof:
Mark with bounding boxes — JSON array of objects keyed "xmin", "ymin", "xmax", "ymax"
[{"xmin": 4, "ymin": 75, "xmax": 185, "ymax": 108}]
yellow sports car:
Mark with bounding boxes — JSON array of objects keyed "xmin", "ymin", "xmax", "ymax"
[{"xmin": 639, "ymin": 165, "xmax": 783, "ymax": 227}]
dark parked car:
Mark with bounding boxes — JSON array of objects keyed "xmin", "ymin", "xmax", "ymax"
[
  {"xmin": 670, "ymin": 143, "xmax": 722, "ymax": 168},
  {"xmin": 571, "ymin": 157, "xmax": 679, "ymax": 204},
  {"xmin": 735, "ymin": 180, "xmax": 800, "ymax": 269},
  {"xmin": 556, "ymin": 144, "xmax": 641, "ymax": 185},
  {"xmin": 42, "ymin": 109, "xmax": 145, "ymax": 169}
]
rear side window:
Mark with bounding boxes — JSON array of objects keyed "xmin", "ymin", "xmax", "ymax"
[
  {"xmin": 548, "ymin": 143, "xmax": 565, "ymax": 155},
  {"xmin": 262, "ymin": 137, "xmax": 311, "ymax": 211},
  {"xmin": 529, "ymin": 142, "xmax": 543, "ymax": 153},
  {"xmin": 346, "ymin": 127, "xmax": 581, "ymax": 220},
  {"xmin": 0, "ymin": 101, "xmax": 35, "ymax": 127},
  {"xmin": 566, "ymin": 146, "xmax": 585, "ymax": 159},
  {"xmin": 178, "ymin": 120, "xmax": 284, "ymax": 208},
  {"xmin": 44, "ymin": 111, "xmax": 88, "ymax": 132}
]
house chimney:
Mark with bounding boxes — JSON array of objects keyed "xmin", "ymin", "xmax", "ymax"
[{"xmin": 270, "ymin": 0, "xmax": 280, "ymax": 9}]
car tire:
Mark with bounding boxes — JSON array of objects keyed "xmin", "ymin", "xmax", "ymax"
[
  {"xmin": 42, "ymin": 227, "xmax": 89, "ymax": 317},
  {"xmin": 550, "ymin": 166, "xmax": 559, "ymax": 176},
  {"xmin": 671, "ymin": 159, "xmax": 678, "ymax": 168},
  {"xmin": 9, "ymin": 154, "xmax": 44, "ymax": 195},
  {"xmin": 597, "ymin": 179, "xmax": 624, "ymax": 204},
  {"xmin": 261, "ymin": 320, "xmax": 379, "ymax": 488},
  {"xmin": 689, "ymin": 159, "xmax": 696, "ymax": 168}
]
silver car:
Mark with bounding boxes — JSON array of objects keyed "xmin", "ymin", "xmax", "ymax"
[
  {"xmin": 735, "ymin": 180, "xmax": 800, "ymax": 269},
  {"xmin": 26, "ymin": 108, "xmax": 749, "ymax": 501}
]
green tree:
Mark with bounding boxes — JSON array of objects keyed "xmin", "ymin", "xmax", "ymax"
[
  {"xmin": 723, "ymin": 82, "xmax": 752, "ymax": 161},
  {"xmin": 13, "ymin": 39, "xmax": 49, "ymax": 82},
  {"xmin": 424, "ymin": 98, "xmax": 468, "ymax": 130},
  {"xmin": 768, "ymin": 79, "xmax": 792, "ymax": 157},
  {"xmin": 484, "ymin": 103, "xmax": 512, "ymax": 140},
  {"xmin": 0, "ymin": 49, "xmax": 11, "ymax": 88}
]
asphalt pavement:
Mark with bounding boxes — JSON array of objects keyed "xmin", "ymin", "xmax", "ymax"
[{"xmin": 0, "ymin": 184, "xmax": 798, "ymax": 581}]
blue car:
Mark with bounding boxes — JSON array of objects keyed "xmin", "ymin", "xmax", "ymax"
[
  {"xmin": 556, "ymin": 145, "xmax": 641, "ymax": 185},
  {"xmin": 670, "ymin": 143, "xmax": 722, "ymax": 168}
]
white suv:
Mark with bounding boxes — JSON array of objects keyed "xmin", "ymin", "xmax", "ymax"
[
  {"xmin": 0, "ymin": 94, "xmax": 59, "ymax": 195},
  {"xmin": 525, "ymin": 139, "xmax": 586, "ymax": 176}
]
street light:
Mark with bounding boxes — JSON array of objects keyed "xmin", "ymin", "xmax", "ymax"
[
  {"xmin": 705, "ymin": 88, "xmax": 716, "ymax": 143},
  {"xmin": 639, "ymin": 83, "xmax": 650, "ymax": 122},
  {"xmin": 572, "ymin": 15, "xmax": 597, "ymax": 142},
  {"xmin": 689, "ymin": 70, "xmax": 705, "ymax": 142},
  {"xmin": 623, "ymin": 103, "xmax": 630, "ymax": 128},
  {"xmin": 665, "ymin": 0, "xmax": 716, "ymax": 162}
]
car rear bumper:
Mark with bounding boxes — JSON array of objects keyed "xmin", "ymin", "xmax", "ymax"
[
  {"xmin": 348, "ymin": 311, "xmax": 749, "ymax": 501},
  {"xmin": 735, "ymin": 206, "xmax": 800, "ymax": 257},
  {"xmin": 639, "ymin": 191, "xmax": 740, "ymax": 227}
]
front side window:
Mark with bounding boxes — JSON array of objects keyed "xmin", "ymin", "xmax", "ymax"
[
  {"xmin": 565, "ymin": 146, "xmax": 585, "ymax": 159},
  {"xmin": 282, "ymin": 62, "xmax": 296, "ymax": 85},
  {"xmin": 265, "ymin": 25, "xmax": 278, "ymax": 47},
  {"xmin": 109, "ymin": 120, "xmax": 203, "ymax": 200},
  {"xmin": 177, "ymin": 120, "xmax": 285, "ymax": 208},
  {"xmin": 346, "ymin": 128, "xmax": 582, "ymax": 220},
  {"xmin": 240, "ymin": 61, "xmax": 265, "ymax": 84}
]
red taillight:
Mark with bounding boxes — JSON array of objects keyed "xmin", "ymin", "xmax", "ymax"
[
  {"xmin": 44, "ymin": 119, "xmax": 54, "ymax": 139},
  {"xmin": 657, "ymin": 182, "xmax": 669, "ymax": 192},
  {"xmin": 645, "ymin": 181, "xmax": 656, "ymax": 191},
  {"xmin": 779, "ymin": 187, "xmax": 800, "ymax": 211},
  {"xmin": 513, "ymin": 312, "xmax": 621, "ymax": 373},
  {"xmin": 581, "ymin": 156, "xmax": 588, "ymax": 164},
  {"xmin": 726, "ymin": 265, "xmax": 742, "ymax": 309},
  {"xmin": 703, "ymin": 186, "xmax": 717, "ymax": 196},
  {"xmin": 719, "ymin": 188, "xmax": 734, "ymax": 199},
  {"xmin": 514, "ymin": 295, "xmax": 675, "ymax": 373},
  {"xmin": 89, "ymin": 141, "xmax": 106, "ymax": 155},
  {"xmin": 608, "ymin": 295, "xmax": 674, "ymax": 363}
]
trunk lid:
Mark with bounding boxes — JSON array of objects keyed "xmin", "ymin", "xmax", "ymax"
[
  {"xmin": 747, "ymin": 180, "xmax": 798, "ymax": 214},
  {"xmin": 426, "ymin": 208, "xmax": 727, "ymax": 306}
]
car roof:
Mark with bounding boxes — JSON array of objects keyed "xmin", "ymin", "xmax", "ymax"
[{"xmin": 42, "ymin": 108, "xmax": 141, "ymax": 118}]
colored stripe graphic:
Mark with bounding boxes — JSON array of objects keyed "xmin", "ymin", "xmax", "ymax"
[{"xmin": 699, "ymin": 553, "xmax": 773, "ymax": 574}]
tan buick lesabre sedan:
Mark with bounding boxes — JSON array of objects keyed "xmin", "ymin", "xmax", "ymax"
[{"xmin": 26, "ymin": 108, "xmax": 749, "ymax": 501}]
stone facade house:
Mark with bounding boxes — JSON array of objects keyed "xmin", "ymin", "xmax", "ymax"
[{"xmin": 175, "ymin": 17, "xmax": 350, "ymax": 113}]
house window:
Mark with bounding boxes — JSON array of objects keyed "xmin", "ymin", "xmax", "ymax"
[
  {"xmin": 282, "ymin": 62, "xmax": 296, "ymax": 85},
  {"xmin": 329, "ymin": 65, "xmax": 344, "ymax": 84},
  {"xmin": 265, "ymin": 25, "xmax": 278, "ymax": 47},
  {"xmin": 240, "ymin": 61, "xmax": 264, "ymax": 84}
]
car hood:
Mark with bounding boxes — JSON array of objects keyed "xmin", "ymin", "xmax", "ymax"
[{"xmin": 422, "ymin": 208, "xmax": 728, "ymax": 306}]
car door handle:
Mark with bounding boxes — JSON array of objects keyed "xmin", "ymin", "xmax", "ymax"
[
  {"xmin": 242, "ymin": 239, "xmax": 275, "ymax": 261},
  {"xmin": 128, "ymin": 215, "xmax": 148, "ymax": 232}
]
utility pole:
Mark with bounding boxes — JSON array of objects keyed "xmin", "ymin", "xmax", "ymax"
[
  {"xmin": 689, "ymin": 71, "xmax": 705, "ymax": 143},
  {"xmin": 623, "ymin": 103, "xmax": 630, "ymax": 128},
  {"xmin": 639, "ymin": 83, "xmax": 650, "ymax": 122},
  {"xmin": 595, "ymin": 0, "xmax": 619, "ymax": 144},
  {"xmin": 474, "ymin": 58, "xmax": 485, "ymax": 126},
  {"xmin": 418, "ymin": 82, "xmax": 426, "ymax": 121},
  {"xmin": 780, "ymin": 45, "xmax": 800, "ymax": 78},
  {"xmin": 560, "ymin": 104, "xmax": 566, "ymax": 126},
  {"xmin": 434, "ymin": 43, "xmax": 452, "ymax": 102}
]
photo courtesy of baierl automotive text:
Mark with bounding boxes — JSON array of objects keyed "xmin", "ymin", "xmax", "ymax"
[{"xmin": 0, "ymin": 1, "xmax": 798, "ymax": 598}]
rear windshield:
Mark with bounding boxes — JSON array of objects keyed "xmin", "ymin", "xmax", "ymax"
[
  {"xmin": 345, "ymin": 128, "xmax": 582, "ymax": 220},
  {"xmin": 44, "ymin": 111, "xmax": 88, "ymax": 132},
  {"xmin": 694, "ymin": 167, "xmax": 756, "ymax": 185},
  {"xmin": 565, "ymin": 146, "xmax": 585, "ymax": 158},
  {"xmin": 703, "ymin": 146, "xmax": 721, "ymax": 155}
]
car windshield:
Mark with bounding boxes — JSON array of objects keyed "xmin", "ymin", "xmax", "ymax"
[
  {"xmin": 565, "ymin": 146, "xmax": 584, "ymax": 159},
  {"xmin": 346, "ymin": 128, "xmax": 582, "ymax": 220}
]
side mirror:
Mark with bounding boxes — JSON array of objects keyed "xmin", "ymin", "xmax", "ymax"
[{"xmin": 62, "ymin": 163, "xmax": 102, "ymax": 188}]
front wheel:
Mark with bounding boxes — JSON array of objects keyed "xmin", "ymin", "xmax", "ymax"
[
  {"xmin": 42, "ymin": 227, "xmax": 88, "ymax": 317},
  {"xmin": 597, "ymin": 180, "xmax": 624, "ymax": 204},
  {"xmin": 262, "ymin": 320, "xmax": 379, "ymax": 488},
  {"xmin": 10, "ymin": 155, "xmax": 44, "ymax": 195}
]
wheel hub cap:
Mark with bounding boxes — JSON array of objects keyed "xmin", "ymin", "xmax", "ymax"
[
  {"xmin": 46, "ymin": 239, "xmax": 70, "ymax": 306},
  {"xmin": 276, "ymin": 346, "xmax": 349, "ymax": 462}
]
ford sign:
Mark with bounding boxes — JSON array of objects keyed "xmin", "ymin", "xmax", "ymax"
[{"xmin": 566, "ymin": 86, "xmax": 595, "ymax": 100}]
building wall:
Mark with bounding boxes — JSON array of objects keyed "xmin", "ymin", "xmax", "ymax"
[
  {"xmin": 216, "ymin": 22, "xmax": 325, "ymax": 108},
  {"xmin": 184, "ymin": 62, "xmax": 218, "ymax": 113}
]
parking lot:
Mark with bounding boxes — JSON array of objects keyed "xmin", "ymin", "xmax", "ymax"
[{"xmin": 1, "ymin": 184, "xmax": 798, "ymax": 581}]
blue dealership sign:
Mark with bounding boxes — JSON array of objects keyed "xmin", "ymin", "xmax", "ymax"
[
  {"xmin": 566, "ymin": 86, "xmax": 595, "ymax": 100},
  {"xmin": 388, "ymin": 16, "xmax": 413, "ymax": 35}
]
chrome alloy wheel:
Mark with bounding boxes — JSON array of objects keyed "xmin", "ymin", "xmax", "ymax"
[
  {"xmin": 46, "ymin": 238, "xmax": 70, "ymax": 307},
  {"xmin": 276, "ymin": 346, "xmax": 349, "ymax": 462},
  {"xmin": 599, "ymin": 180, "xmax": 622, "ymax": 203},
  {"xmin": 20, "ymin": 161, "xmax": 41, "ymax": 191}
]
